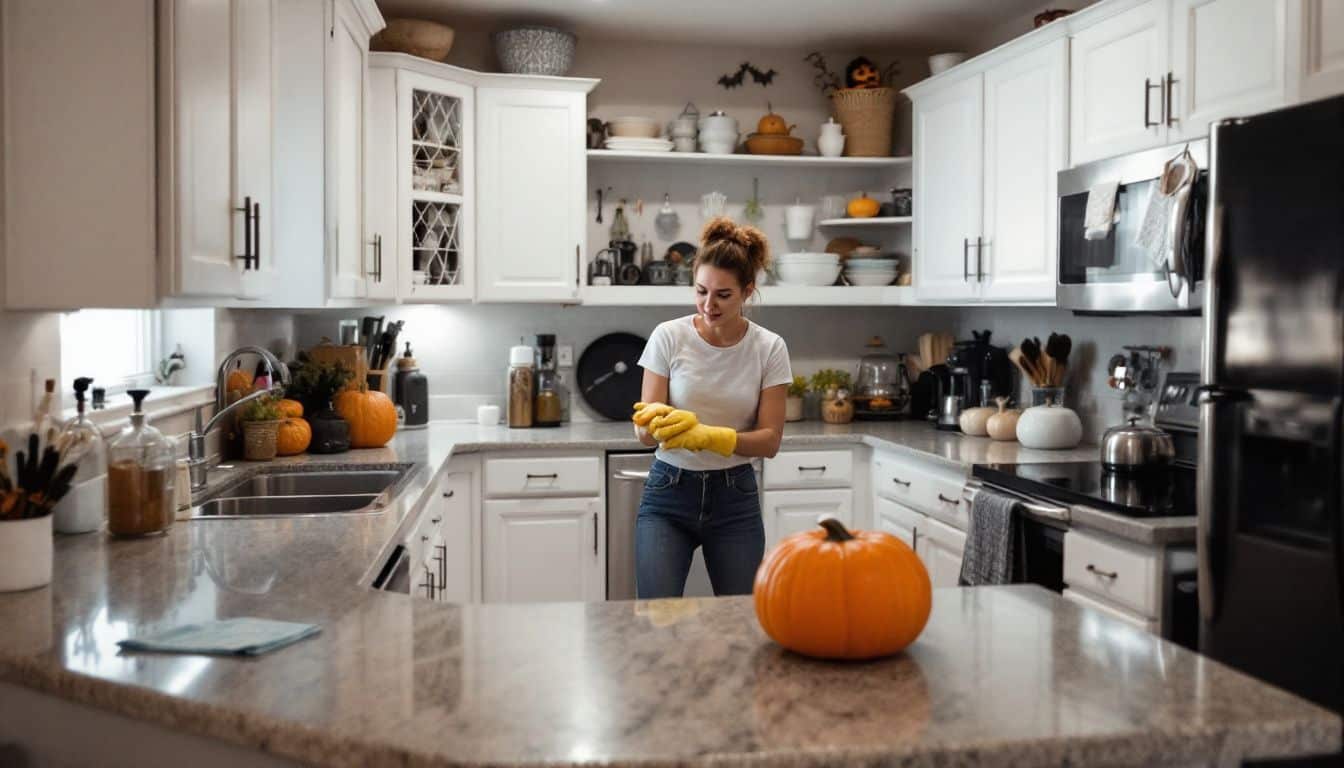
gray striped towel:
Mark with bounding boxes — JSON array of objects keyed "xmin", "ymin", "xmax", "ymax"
[{"xmin": 959, "ymin": 488, "xmax": 1020, "ymax": 586}]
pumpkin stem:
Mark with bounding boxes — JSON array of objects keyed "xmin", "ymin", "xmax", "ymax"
[{"xmin": 818, "ymin": 515, "xmax": 854, "ymax": 542}]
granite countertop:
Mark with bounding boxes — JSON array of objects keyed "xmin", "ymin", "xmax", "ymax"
[{"xmin": 0, "ymin": 420, "xmax": 1283, "ymax": 767}]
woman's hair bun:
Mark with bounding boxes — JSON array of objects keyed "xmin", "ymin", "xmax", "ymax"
[
  {"xmin": 701, "ymin": 217, "xmax": 740, "ymax": 246},
  {"xmin": 696, "ymin": 216, "xmax": 772, "ymax": 287}
]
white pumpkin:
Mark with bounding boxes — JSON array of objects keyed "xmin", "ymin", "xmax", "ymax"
[{"xmin": 1016, "ymin": 404, "xmax": 1083, "ymax": 449}]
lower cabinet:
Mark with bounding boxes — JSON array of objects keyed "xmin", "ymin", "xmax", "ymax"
[
  {"xmin": 761, "ymin": 488, "xmax": 853, "ymax": 549},
  {"xmin": 874, "ymin": 487, "xmax": 967, "ymax": 589},
  {"xmin": 409, "ymin": 470, "xmax": 476, "ymax": 603},
  {"xmin": 483, "ymin": 496, "xmax": 604, "ymax": 603}
]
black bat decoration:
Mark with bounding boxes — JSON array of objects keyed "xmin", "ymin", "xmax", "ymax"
[{"xmin": 717, "ymin": 62, "xmax": 777, "ymax": 89}]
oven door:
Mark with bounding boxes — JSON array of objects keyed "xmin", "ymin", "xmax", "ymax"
[{"xmin": 1057, "ymin": 140, "xmax": 1207, "ymax": 314}]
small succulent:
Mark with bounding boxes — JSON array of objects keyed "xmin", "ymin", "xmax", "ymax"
[
  {"xmin": 809, "ymin": 369, "xmax": 852, "ymax": 394},
  {"xmin": 239, "ymin": 395, "xmax": 282, "ymax": 423}
]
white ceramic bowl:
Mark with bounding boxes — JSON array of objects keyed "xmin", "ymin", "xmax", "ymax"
[
  {"xmin": 844, "ymin": 258, "xmax": 899, "ymax": 269},
  {"xmin": 607, "ymin": 116, "xmax": 660, "ymax": 138},
  {"xmin": 928, "ymin": 52, "xmax": 968, "ymax": 75},
  {"xmin": 701, "ymin": 139, "xmax": 737, "ymax": 155},
  {"xmin": 777, "ymin": 252, "xmax": 838, "ymax": 264},
  {"xmin": 673, "ymin": 137, "xmax": 697, "ymax": 152},
  {"xmin": 844, "ymin": 271, "xmax": 897, "ymax": 286},
  {"xmin": 777, "ymin": 262, "xmax": 841, "ymax": 286}
]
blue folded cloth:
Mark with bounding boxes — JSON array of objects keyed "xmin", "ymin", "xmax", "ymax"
[{"xmin": 117, "ymin": 618, "xmax": 321, "ymax": 657}]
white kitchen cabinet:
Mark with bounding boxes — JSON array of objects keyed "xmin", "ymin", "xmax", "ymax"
[
  {"xmin": 475, "ymin": 86, "xmax": 591, "ymax": 302},
  {"xmin": 159, "ymin": 0, "xmax": 277, "ymax": 300},
  {"xmin": 1289, "ymin": 0, "xmax": 1344, "ymax": 102},
  {"xmin": 325, "ymin": 0, "xmax": 379, "ymax": 300},
  {"xmin": 920, "ymin": 515, "xmax": 967, "ymax": 589},
  {"xmin": 1169, "ymin": 0, "xmax": 1287, "ymax": 142},
  {"xmin": 1070, "ymin": 0, "xmax": 1170, "ymax": 165},
  {"xmin": 421, "ymin": 472, "xmax": 475, "ymax": 603},
  {"xmin": 913, "ymin": 73, "xmax": 984, "ymax": 302},
  {"xmin": 980, "ymin": 39, "xmax": 1067, "ymax": 302},
  {"xmin": 483, "ymin": 496, "xmax": 604, "ymax": 603},
  {"xmin": 762, "ymin": 488, "xmax": 853, "ymax": 549},
  {"xmin": 2, "ymin": 0, "xmax": 158, "ymax": 309},
  {"xmin": 874, "ymin": 496, "xmax": 921, "ymax": 551},
  {"xmin": 364, "ymin": 66, "xmax": 399, "ymax": 301}
]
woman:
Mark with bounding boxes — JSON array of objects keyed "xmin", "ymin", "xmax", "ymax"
[{"xmin": 630, "ymin": 217, "xmax": 792, "ymax": 598}]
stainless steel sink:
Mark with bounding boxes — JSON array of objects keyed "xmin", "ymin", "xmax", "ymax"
[
  {"xmin": 214, "ymin": 470, "xmax": 404, "ymax": 499},
  {"xmin": 189, "ymin": 465, "xmax": 414, "ymax": 519}
]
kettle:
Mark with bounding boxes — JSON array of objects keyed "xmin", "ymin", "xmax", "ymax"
[{"xmin": 1100, "ymin": 417, "xmax": 1175, "ymax": 471}]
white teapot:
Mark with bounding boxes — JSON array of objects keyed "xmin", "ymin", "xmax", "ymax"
[{"xmin": 1016, "ymin": 403, "xmax": 1083, "ymax": 449}]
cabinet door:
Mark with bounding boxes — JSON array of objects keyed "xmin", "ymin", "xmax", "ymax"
[
  {"xmin": 913, "ymin": 74, "xmax": 983, "ymax": 302},
  {"xmin": 233, "ymin": 0, "xmax": 275, "ymax": 300},
  {"xmin": 397, "ymin": 70, "xmax": 474, "ymax": 302},
  {"xmin": 921, "ymin": 516, "xmax": 967, "ymax": 589},
  {"xmin": 981, "ymin": 39, "xmax": 1067, "ymax": 303},
  {"xmin": 1169, "ymin": 0, "xmax": 1288, "ymax": 142},
  {"xmin": 475, "ymin": 88, "xmax": 586, "ymax": 302},
  {"xmin": 164, "ymin": 0, "xmax": 244, "ymax": 298},
  {"xmin": 483, "ymin": 497, "xmax": 603, "ymax": 603},
  {"xmin": 326, "ymin": 0, "xmax": 369, "ymax": 299},
  {"xmin": 434, "ymin": 472, "xmax": 475, "ymax": 603},
  {"xmin": 1291, "ymin": 0, "xmax": 1344, "ymax": 102},
  {"xmin": 1070, "ymin": 0, "xmax": 1170, "ymax": 165},
  {"xmin": 365, "ymin": 66, "xmax": 398, "ymax": 300},
  {"xmin": 874, "ymin": 496, "xmax": 921, "ymax": 551},
  {"xmin": 762, "ymin": 489, "xmax": 853, "ymax": 549}
]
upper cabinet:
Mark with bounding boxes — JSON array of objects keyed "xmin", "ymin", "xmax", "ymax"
[
  {"xmin": 1289, "ymin": 0, "xmax": 1344, "ymax": 102},
  {"xmin": 475, "ymin": 86, "xmax": 592, "ymax": 303},
  {"xmin": 1069, "ymin": 1, "xmax": 1171, "ymax": 165},
  {"xmin": 912, "ymin": 75, "xmax": 984, "ymax": 303}
]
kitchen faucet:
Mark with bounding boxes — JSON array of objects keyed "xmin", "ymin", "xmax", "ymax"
[{"xmin": 187, "ymin": 346, "xmax": 291, "ymax": 491}]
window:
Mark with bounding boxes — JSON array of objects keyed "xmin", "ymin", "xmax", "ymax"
[{"xmin": 60, "ymin": 309, "xmax": 157, "ymax": 394}]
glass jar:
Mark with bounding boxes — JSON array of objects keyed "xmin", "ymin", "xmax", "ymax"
[
  {"xmin": 533, "ymin": 335, "xmax": 561, "ymax": 428},
  {"xmin": 507, "ymin": 345, "xmax": 534, "ymax": 428},
  {"xmin": 52, "ymin": 377, "xmax": 107, "ymax": 534},
  {"xmin": 106, "ymin": 389, "xmax": 176, "ymax": 537},
  {"xmin": 1030, "ymin": 386, "xmax": 1067, "ymax": 407}
]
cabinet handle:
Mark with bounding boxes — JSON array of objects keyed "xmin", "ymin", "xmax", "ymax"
[
  {"xmin": 234, "ymin": 195, "xmax": 254, "ymax": 269},
  {"xmin": 592, "ymin": 511, "xmax": 598, "ymax": 556},
  {"xmin": 431, "ymin": 516, "xmax": 442, "ymax": 524},
  {"xmin": 963, "ymin": 238, "xmax": 970, "ymax": 281},
  {"xmin": 423, "ymin": 565, "xmax": 436, "ymax": 600},
  {"xmin": 435, "ymin": 544, "xmax": 447, "ymax": 589},
  {"xmin": 421, "ymin": 534, "xmax": 429, "ymax": 542},
  {"xmin": 891, "ymin": 477, "xmax": 912, "ymax": 487},
  {"xmin": 251, "ymin": 200, "xmax": 261, "ymax": 270},
  {"xmin": 937, "ymin": 493, "xmax": 960, "ymax": 506},
  {"xmin": 375, "ymin": 233, "xmax": 383, "ymax": 282},
  {"xmin": 1143, "ymin": 78, "xmax": 1162, "ymax": 128},
  {"xmin": 1086, "ymin": 564, "xmax": 1118, "ymax": 580},
  {"xmin": 912, "ymin": 526, "xmax": 919, "ymax": 551},
  {"xmin": 796, "ymin": 465, "xmax": 827, "ymax": 473},
  {"xmin": 1163, "ymin": 72, "xmax": 1176, "ymax": 127},
  {"xmin": 975, "ymin": 237, "xmax": 984, "ymax": 282},
  {"xmin": 526, "ymin": 473, "xmax": 558, "ymax": 480},
  {"xmin": 442, "ymin": 489, "xmax": 454, "ymax": 498}
]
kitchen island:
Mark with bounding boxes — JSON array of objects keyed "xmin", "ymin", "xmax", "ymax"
[{"xmin": 0, "ymin": 421, "xmax": 1335, "ymax": 766}]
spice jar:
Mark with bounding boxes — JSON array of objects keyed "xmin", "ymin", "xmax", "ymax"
[
  {"xmin": 507, "ymin": 345, "xmax": 534, "ymax": 428},
  {"xmin": 106, "ymin": 389, "xmax": 176, "ymax": 537},
  {"xmin": 533, "ymin": 334, "xmax": 562, "ymax": 428}
]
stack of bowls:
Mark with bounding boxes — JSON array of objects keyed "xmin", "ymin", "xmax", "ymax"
[
  {"xmin": 668, "ymin": 116, "xmax": 697, "ymax": 153},
  {"xmin": 606, "ymin": 116, "xmax": 659, "ymax": 138},
  {"xmin": 843, "ymin": 257, "xmax": 900, "ymax": 286},
  {"xmin": 699, "ymin": 113, "xmax": 739, "ymax": 155},
  {"xmin": 775, "ymin": 252, "xmax": 841, "ymax": 286}
]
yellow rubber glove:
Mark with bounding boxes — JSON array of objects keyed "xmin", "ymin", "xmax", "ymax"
[
  {"xmin": 649, "ymin": 409, "xmax": 699, "ymax": 441},
  {"xmin": 631, "ymin": 401, "xmax": 674, "ymax": 427},
  {"xmin": 662, "ymin": 423, "xmax": 738, "ymax": 457}
]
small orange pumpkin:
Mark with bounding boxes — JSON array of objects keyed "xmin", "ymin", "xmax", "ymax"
[
  {"xmin": 754, "ymin": 516, "xmax": 931, "ymax": 660},
  {"xmin": 847, "ymin": 193, "xmax": 880, "ymax": 218},
  {"xmin": 226, "ymin": 365, "xmax": 253, "ymax": 396},
  {"xmin": 276, "ymin": 417, "xmax": 312, "ymax": 456},
  {"xmin": 334, "ymin": 385, "xmax": 397, "ymax": 448},
  {"xmin": 277, "ymin": 398, "xmax": 304, "ymax": 419},
  {"xmin": 757, "ymin": 103, "xmax": 792, "ymax": 136}
]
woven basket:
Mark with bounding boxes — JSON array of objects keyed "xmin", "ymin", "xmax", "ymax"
[
  {"xmin": 243, "ymin": 420, "xmax": 282, "ymax": 461},
  {"xmin": 831, "ymin": 87, "xmax": 896, "ymax": 157}
]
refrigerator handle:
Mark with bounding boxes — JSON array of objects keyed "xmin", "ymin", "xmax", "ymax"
[{"xmin": 1195, "ymin": 386, "xmax": 1251, "ymax": 623}]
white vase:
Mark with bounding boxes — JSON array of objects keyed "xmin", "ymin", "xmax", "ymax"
[
  {"xmin": 1016, "ymin": 404, "xmax": 1083, "ymax": 449},
  {"xmin": 0, "ymin": 515, "xmax": 54, "ymax": 592},
  {"xmin": 785, "ymin": 396, "xmax": 804, "ymax": 422},
  {"xmin": 818, "ymin": 132, "xmax": 845, "ymax": 158},
  {"xmin": 785, "ymin": 204, "xmax": 815, "ymax": 239}
]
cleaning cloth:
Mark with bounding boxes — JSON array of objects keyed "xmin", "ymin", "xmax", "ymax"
[
  {"xmin": 117, "ymin": 618, "xmax": 321, "ymax": 656},
  {"xmin": 1083, "ymin": 180, "xmax": 1120, "ymax": 240}
]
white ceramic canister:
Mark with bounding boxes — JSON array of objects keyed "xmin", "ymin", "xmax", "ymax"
[
  {"xmin": 1016, "ymin": 404, "xmax": 1083, "ymax": 449},
  {"xmin": 785, "ymin": 203, "xmax": 816, "ymax": 239},
  {"xmin": 0, "ymin": 515, "xmax": 53, "ymax": 592},
  {"xmin": 818, "ymin": 117, "xmax": 845, "ymax": 157}
]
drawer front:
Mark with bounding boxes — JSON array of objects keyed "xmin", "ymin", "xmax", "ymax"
[
  {"xmin": 1062, "ymin": 589, "xmax": 1158, "ymax": 634},
  {"xmin": 872, "ymin": 451, "xmax": 968, "ymax": 526},
  {"xmin": 1064, "ymin": 529, "xmax": 1161, "ymax": 618},
  {"xmin": 763, "ymin": 449, "xmax": 853, "ymax": 489},
  {"xmin": 484, "ymin": 455, "xmax": 601, "ymax": 498}
]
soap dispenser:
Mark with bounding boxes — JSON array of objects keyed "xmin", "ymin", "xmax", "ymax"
[
  {"xmin": 394, "ymin": 342, "xmax": 429, "ymax": 430},
  {"xmin": 106, "ymin": 389, "xmax": 176, "ymax": 537},
  {"xmin": 51, "ymin": 377, "xmax": 108, "ymax": 534}
]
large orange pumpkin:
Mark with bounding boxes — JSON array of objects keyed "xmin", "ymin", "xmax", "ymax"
[
  {"xmin": 334, "ymin": 386, "xmax": 397, "ymax": 448},
  {"xmin": 276, "ymin": 418, "xmax": 312, "ymax": 456},
  {"xmin": 754, "ymin": 516, "xmax": 931, "ymax": 660},
  {"xmin": 277, "ymin": 398, "xmax": 304, "ymax": 419}
]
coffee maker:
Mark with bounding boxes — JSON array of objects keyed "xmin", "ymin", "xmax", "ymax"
[{"xmin": 944, "ymin": 330, "xmax": 1012, "ymax": 408}]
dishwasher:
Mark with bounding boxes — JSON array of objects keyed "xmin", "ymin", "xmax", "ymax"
[{"xmin": 610, "ymin": 452, "xmax": 764, "ymax": 600}]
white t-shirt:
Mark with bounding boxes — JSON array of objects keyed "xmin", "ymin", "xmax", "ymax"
[{"xmin": 637, "ymin": 315, "xmax": 792, "ymax": 471}]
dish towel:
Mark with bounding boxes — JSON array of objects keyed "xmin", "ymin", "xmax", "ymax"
[
  {"xmin": 117, "ymin": 618, "xmax": 321, "ymax": 657},
  {"xmin": 1136, "ymin": 148, "xmax": 1198, "ymax": 267},
  {"xmin": 958, "ymin": 488, "xmax": 1021, "ymax": 586},
  {"xmin": 1083, "ymin": 180, "xmax": 1120, "ymax": 240}
]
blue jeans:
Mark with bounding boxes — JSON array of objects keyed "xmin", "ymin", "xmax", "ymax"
[{"xmin": 635, "ymin": 459, "xmax": 765, "ymax": 598}]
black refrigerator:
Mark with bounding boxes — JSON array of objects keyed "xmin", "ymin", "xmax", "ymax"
[{"xmin": 1199, "ymin": 94, "xmax": 1344, "ymax": 748}]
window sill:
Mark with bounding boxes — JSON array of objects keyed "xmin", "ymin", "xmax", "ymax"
[{"xmin": 62, "ymin": 385, "xmax": 216, "ymax": 432}]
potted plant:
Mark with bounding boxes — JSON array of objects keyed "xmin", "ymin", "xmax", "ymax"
[
  {"xmin": 809, "ymin": 369, "xmax": 853, "ymax": 423},
  {"xmin": 785, "ymin": 376, "xmax": 807, "ymax": 422},
  {"xmin": 1, "ymin": 434, "xmax": 80, "ymax": 592},
  {"xmin": 286, "ymin": 356, "xmax": 354, "ymax": 454},
  {"xmin": 239, "ymin": 396, "xmax": 283, "ymax": 461}
]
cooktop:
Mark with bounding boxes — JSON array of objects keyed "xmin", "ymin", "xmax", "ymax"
[{"xmin": 973, "ymin": 461, "xmax": 1197, "ymax": 519}]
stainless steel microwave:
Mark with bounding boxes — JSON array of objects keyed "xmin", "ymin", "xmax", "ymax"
[{"xmin": 1056, "ymin": 139, "xmax": 1208, "ymax": 314}]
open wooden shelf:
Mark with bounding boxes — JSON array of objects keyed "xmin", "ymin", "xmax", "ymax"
[
  {"xmin": 587, "ymin": 149, "xmax": 912, "ymax": 169},
  {"xmin": 818, "ymin": 216, "xmax": 913, "ymax": 227},
  {"xmin": 580, "ymin": 284, "xmax": 914, "ymax": 306}
]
